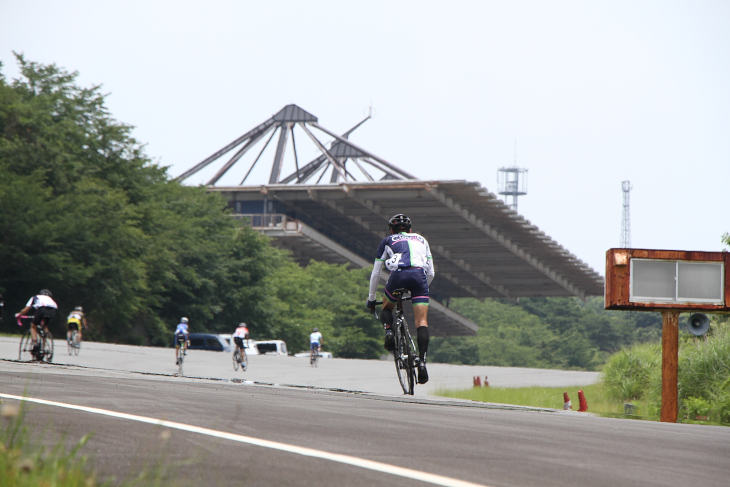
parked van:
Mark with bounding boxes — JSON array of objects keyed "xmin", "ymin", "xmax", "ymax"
[{"xmin": 186, "ymin": 333, "xmax": 231, "ymax": 352}]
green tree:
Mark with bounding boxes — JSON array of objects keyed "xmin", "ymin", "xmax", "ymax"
[
  {"xmin": 0, "ymin": 54, "xmax": 279, "ymax": 345},
  {"xmin": 261, "ymin": 260, "xmax": 382, "ymax": 358}
]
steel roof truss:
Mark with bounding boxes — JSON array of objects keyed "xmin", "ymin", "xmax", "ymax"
[{"xmin": 427, "ymin": 187, "xmax": 586, "ymax": 300}]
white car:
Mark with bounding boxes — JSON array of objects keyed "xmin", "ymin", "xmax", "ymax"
[
  {"xmin": 244, "ymin": 340, "xmax": 288, "ymax": 356},
  {"xmin": 294, "ymin": 351, "xmax": 332, "ymax": 359}
]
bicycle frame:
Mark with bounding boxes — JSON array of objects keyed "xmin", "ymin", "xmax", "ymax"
[
  {"xmin": 17, "ymin": 315, "xmax": 53, "ymax": 362},
  {"xmin": 372, "ymin": 290, "xmax": 418, "ymax": 395}
]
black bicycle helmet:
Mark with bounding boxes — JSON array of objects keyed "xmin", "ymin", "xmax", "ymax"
[
  {"xmin": 39, "ymin": 289, "xmax": 52, "ymax": 297},
  {"xmin": 388, "ymin": 214, "xmax": 411, "ymax": 233}
]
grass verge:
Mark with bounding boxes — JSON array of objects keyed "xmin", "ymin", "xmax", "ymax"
[
  {"xmin": 1, "ymin": 398, "xmax": 183, "ymax": 486},
  {"xmin": 1, "ymin": 400, "xmax": 103, "ymax": 486},
  {"xmin": 435, "ymin": 383, "xmax": 661, "ymax": 421}
]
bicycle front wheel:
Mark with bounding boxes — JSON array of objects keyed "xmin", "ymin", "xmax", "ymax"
[
  {"xmin": 43, "ymin": 332, "xmax": 54, "ymax": 363},
  {"xmin": 394, "ymin": 320, "xmax": 414, "ymax": 395},
  {"xmin": 19, "ymin": 331, "xmax": 33, "ymax": 362}
]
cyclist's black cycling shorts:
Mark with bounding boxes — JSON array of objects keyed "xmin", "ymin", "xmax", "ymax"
[
  {"xmin": 67, "ymin": 322, "xmax": 80, "ymax": 331},
  {"xmin": 234, "ymin": 336, "xmax": 246, "ymax": 349},
  {"xmin": 175, "ymin": 333, "xmax": 187, "ymax": 347},
  {"xmin": 33, "ymin": 307, "xmax": 56, "ymax": 326},
  {"xmin": 384, "ymin": 268, "xmax": 429, "ymax": 306}
]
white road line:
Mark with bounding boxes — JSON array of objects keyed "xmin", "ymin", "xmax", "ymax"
[{"xmin": 0, "ymin": 393, "xmax": 489, "ymax": 487}]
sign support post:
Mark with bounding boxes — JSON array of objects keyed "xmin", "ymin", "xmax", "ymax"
[
  {"xmin": 660, "ymin": 310, "xmax": 680, "ymax": 423},
  {"xmin": 605, "ymin": 248, "xmax": 729, "ymax": 424}
]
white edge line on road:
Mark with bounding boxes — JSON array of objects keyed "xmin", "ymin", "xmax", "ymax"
[{"xmin": 0, "ymin": 393, "xmax": 489, "ymax": 487}]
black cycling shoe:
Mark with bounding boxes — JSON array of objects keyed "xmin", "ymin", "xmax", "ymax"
[
  {"xmin": 417, "ymin": 361, "xmax": 429, "ymax": 384},
  {"xmin": 384, "ymin": 329, "xmax": 395, "ymax": 352}
]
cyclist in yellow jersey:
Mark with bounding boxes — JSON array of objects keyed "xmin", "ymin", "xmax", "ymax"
[{"xmin": 66, "ymin": 306, "xmax": 87, "ymax": 344}]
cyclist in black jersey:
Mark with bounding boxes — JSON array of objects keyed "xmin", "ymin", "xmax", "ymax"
[{"xmin": 366, "ymin": 214, "xmax": 434, "ymax": 384}]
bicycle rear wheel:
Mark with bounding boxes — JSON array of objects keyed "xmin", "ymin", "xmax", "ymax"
[
  {"xmin": 73, "ymin": 334, "xmax": 81, "ymax": 356},
  {"xmin": 241, "ymin": 348, "xmax": 248, "ymax": 371},
  {"xmin": 42, "ymin": 332, "xmax": 54, "ymax": 363},
  {"xmin": 394, "ymin": 319, "xmax": 414, "ymax": 395},
  {"xmin": 68, "ymin": 331, "xmax": 76, "ymax": 355},
  {"xmin": 233, "ymin": 349, "xmax": 240, "ymax": 371},
  {"xmin": 19, "ymin": 331, "xmax": 33, "ymax": 361},
  {"xmin": 178, "ymin": 355, "xmax": 184, "ymax": 376},
  {"xmin": 310, "ymin": 350, "xmax": 319, "ymax": 368}
]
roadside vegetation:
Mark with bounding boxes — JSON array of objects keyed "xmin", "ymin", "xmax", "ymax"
[
  {"xmin": 0, "ymin": 399, "xmax": 186, "ymax": 486},
  {"xmin": 438, "ymin": 315, "xmax": 730, "ymax": 425},
  {"xmin": 0, "ymin": 400, "xmax": 101, "ymax": 486}
]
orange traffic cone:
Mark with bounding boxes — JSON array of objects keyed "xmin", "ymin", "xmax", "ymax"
[
  {"xmin": 563, "ymin": 392, "xmax": 572, "ymax": 410},
  {"xmin": 578, "ymin": 389, "xmax": 588, "ymax": 412},
  {"xmin": 473, "ymin": 376, "xmax": 482, "ymax": 387}
]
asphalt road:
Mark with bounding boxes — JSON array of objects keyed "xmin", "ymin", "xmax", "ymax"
[
  {"xmin": 0, "ymin": 337, "xmax": 600, "ymax": 395},
  {"xmin": 1, "ymin": 339, "xmax": 729, "ymax": 486}
]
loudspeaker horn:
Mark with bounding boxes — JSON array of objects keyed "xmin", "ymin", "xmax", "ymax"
[{"xmin": 687, "ymin": 313, "xmax": 710, "ymax": 336}]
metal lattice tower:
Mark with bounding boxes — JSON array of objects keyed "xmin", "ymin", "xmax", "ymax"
[
  {"xmin": 497, "ymin": 145, "xmax": 528, "ymax": 212},
  {"xmin": 621, "ymin": 180, "xmax": 632, "ymax": 248}
]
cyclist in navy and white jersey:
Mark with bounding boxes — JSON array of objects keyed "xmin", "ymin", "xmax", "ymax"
[
  {"xmin": 16, "ymin": 289, "xmax": 58, "ymax": 354},
  {"xmin": 366, "ymin": 214, "xmax": 434, "ymax": 384},
  {"xmin": 174, "ymin": 317, "xmax": 189, "ymax": 365}
]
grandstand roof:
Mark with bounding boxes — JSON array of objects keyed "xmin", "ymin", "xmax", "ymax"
[{"xmin": 211, "ymin": 180, "xmax": 605, "ymax": 335}]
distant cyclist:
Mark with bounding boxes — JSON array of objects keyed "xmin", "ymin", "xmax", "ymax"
[
  {"xmin": 233, "ymin": 322, "xmax": 249, "ymax": 357},
  {"xmin": 66, "ymin": 306, "xmax": 87, "ymax": 344},
  {"xmin": 16, "ymin": 289, "xmax": 58, "ymax": 357},
  {"xmin": 174, "ymin": 317, "xmax": 190, "ymax": 365},
  {"xmin": 310, "ymin": 327, "xmax": 323, "ymax": 362},
  {"xmin": 366, "ymin": 214, "xmax": 434, "ymax": 384}
]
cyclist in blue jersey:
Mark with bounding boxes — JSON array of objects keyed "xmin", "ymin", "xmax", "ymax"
[
  {"xmin": 174, "ymin": 317, "xmax": 190, "ymax": 365},
  {"xmin": 366, "ymin": 214, "xmax": 434, "ymax": 384}
]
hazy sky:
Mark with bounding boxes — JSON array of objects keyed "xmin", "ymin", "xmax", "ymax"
[{"xmin": 2, "ymin": 1, "xmax": 728, "ymax": 276}]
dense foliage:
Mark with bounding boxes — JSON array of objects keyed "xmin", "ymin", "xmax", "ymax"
[
  {"xmin": 601, "ymin": 315, "xmax": 730, "ymax": 423},
  {"xmin": 0, "ymin": 54, "xmax": 284, "ymax": 345}
]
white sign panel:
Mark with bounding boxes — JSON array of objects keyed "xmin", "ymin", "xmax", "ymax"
[{"xmin": 630, "ymin": 259, "xmax": 724, "ymax": 304}]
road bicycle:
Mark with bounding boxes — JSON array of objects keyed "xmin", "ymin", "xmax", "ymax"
[
  {"xmin": 232, "ymin": 345, "xmax": 248, "ymax": 372},
  {"xmin": 310, "ymin": 348, "xmax": 320, "ymax": 367},
  {"xmin": 176, "ymin": 334, "xmax": 187, "ymax": 376},
  {"xmin": 67, "ymin": 329, "xmax": 81, "ymax": 356},
  {"xmin": 17, "ymin": 315, "xmax": 54, "ymax": 363},
  {"xmin": 373, "ymin": 289, "xmax": 418, "ymax": 395}
]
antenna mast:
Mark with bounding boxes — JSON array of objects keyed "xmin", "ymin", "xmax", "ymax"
[{"xmin": 621, "ymin": 180, "xmax": 632, "ymax": 248}]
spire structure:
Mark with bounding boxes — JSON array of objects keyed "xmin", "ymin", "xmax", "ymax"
[{"xmin": 176, "ymin": 104, "xmax": 416, "ymax": 186}]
